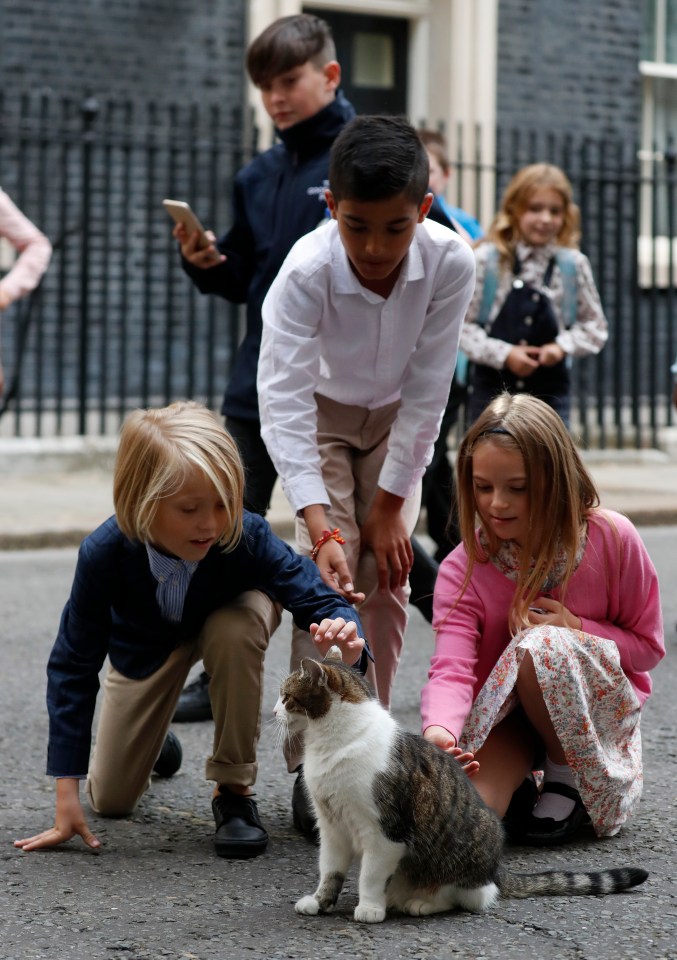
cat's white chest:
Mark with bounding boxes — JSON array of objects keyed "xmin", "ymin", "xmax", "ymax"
[{"xmin": 303, "ymin": 701, "xmax": 395, "ymax": 828}]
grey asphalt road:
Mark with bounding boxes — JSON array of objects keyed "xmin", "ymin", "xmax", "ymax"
[{"xmin": 1, "ymin": 529, "xmax": 676, "ymax": 960}]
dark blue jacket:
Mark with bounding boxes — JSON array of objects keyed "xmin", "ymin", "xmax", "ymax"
[
  {"xmin": 182, "ymin": 92, "xmax": 356, "ymax": 421},
  {"xmin": 46, "ymin": 511, "xmax": 366, "ymax": 777}
]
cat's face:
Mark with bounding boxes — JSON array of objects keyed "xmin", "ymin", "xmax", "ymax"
[{"xmin": 273, "ymin": 648, "xmax": 372, "ymax": 734}]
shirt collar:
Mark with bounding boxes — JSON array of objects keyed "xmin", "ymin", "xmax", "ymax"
[
  {"xmin": 516, "ymin": 239, "xmax": 557, "ymax": 263},
  {"xmin": 146, "ymin": 543, "xmax": 199, "ymax": 583}
]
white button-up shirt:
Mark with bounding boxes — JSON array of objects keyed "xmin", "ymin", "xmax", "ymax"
[{"xmin": 257, "ymin": 218, "xmax": 476, "ymax": 513}]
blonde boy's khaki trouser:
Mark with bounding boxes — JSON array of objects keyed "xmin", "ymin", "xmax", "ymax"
[
  {"xmin": 86, "ymin": 590, "xmax": 281, "ymax": 816},
  {"xmin": 285, "ymin": 394, "xmax": 421, "ymax": 772}
]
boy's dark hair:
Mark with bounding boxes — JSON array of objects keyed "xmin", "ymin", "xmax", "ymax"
[
  {"xmin": 247, "ymin": 14, "xmax": 336, "ymax": 88},
  {"xmin": 329, "ymin": 115, "xmax": 430, "ymax": 205},
  {"xmin": 417, "ymin": 128, "xmax": 450, "ymax": 175}
]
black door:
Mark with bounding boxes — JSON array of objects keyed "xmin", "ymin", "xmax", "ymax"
[{"xmin": 304, "ymin": 7, "xmax": 408, "ymax": 116}]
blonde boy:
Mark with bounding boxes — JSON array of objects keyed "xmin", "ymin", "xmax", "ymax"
[{"xmin": 14, "ymin": 402, "xmax": 365, "ymax": 860}]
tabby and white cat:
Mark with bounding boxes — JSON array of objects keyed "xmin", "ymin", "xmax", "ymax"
[{"xmin": 274, "ymin": 647, "xmax": 647, "ymax": 924}]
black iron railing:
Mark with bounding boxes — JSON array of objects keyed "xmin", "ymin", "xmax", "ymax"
[
  {"xmin": 0, "ymin": 92, "xmax": 251, "ymax": 437},
  {"xmin": 1, "ymin": 95, "xmax": 676, "ymax": 450}
]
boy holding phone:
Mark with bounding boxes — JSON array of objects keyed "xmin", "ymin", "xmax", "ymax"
[{"xmin": 174, "ymin": 13, "xmax": 352, "ymax": 530}]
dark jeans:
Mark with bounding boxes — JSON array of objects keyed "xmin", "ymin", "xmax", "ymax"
[
  {"xmin": 408, "ymin": 378, "xmax": 466, "ymax": 624},
  {"xmin": 225, "ymin": 416, "xmax": 278, "ymax": 516},
  {"xmin": 420, "ymin": 377, "xmax": 465, "ymax": 560}
]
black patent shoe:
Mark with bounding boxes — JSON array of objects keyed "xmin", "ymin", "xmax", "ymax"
[
  {"xmin": 292, "ymin": 767, "xmax": 320, "ymax": 845},
  {"xmin": 173, "ymin": 670, "xmax": 213, "ymax": 723},
  {"xmin": 212, "ymin": 791, "xmax": 268, "ymax": 859},
  {"xmin": 520, "ymin": 782, "xmax": 591, "ymax": 846},
  {"xmin": 152, "ymin": 730, "xmax": 183, "ymax": 778},
  {"xmin": 502, "ymin": 776, "xmax": 539, "ymax": 843}
]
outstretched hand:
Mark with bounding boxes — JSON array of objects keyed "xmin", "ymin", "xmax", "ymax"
[
  {"xmin": 14, "ymin": 779, "xmax": 101, "ymax": 853},
  {"xmin": 423, "ymin": 725, "xmax": 480, "ymax": 777},
  {"xmin": 310, "ymin": 618, "xmax": 366, "ymax": 662},
  {"xmin": 314, "ymin": 538, "xmax": 365, "ymax": 604},
  {"xmin": 360, "ymin": 490, "xmax": 413, "ymax": 592}
]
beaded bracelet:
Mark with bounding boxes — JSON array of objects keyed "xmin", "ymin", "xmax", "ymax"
[{"xmin": 310, "ymin": 527, "xmax": 346, "ymax": 563}]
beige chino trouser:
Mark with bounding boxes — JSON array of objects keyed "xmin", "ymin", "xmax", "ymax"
[
  {"xmin": 87, "ymin": 590, "xmax": 281, "ymax": 816},
  {"xmin": 285, "ymin": 394, "xmax": 421, "ymax": 772}
]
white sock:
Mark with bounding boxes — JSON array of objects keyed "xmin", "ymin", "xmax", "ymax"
[{"xmin": 532, "ymin": 756, "xmax": 577, "ymax": 821}]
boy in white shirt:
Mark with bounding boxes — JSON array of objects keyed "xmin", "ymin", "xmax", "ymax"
[{"xmin": 257, "ymin": 116, "xmax": 475, "ymax": 806}]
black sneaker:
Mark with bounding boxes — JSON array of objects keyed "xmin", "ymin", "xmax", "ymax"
[
  {"xmin": 173, "ymin": 671, "xmax": 213, "ymax": 723},
  {"xmin": 152, "ymin": 730, "xmax": 183, "ymax": 778},
  {"xmin": 292, "ymin": 766, "xmax": 320, "ymax": 845},
  {"xmin": 212, "ymin": 791, "xmax": 268, "ymax": 859}
]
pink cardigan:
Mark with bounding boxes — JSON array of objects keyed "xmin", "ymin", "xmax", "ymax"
[
  {"xmin": 0, "ymin": 188, "xmax": 52, "ymax": 304},
  {"xmin": 421, "ymin": 510, "xmax": 665, "ymax": 741}
]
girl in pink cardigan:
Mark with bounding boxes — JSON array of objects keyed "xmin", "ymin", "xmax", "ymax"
[
  {"xmin": 422, "ymin": 393, "xmax": 664, "ymax": 844},
  {"xmin": 0, "ymin": 187, "xmax": 52, "ymax": 395}
]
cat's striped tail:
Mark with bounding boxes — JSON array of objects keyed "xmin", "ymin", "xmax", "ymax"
[{"xmin": 499, "ymin": 867, "xmax": 648, "ymax": 899}]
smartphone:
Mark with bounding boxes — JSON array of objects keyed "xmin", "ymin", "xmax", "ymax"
[{"xmin": 163, "ymin": 199, "xmax": 220, "ymax": 259}]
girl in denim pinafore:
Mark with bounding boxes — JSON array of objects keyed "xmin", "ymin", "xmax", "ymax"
[{"xmin": 460, "ymin": 163, "xmax": 608, "ymax": 427}]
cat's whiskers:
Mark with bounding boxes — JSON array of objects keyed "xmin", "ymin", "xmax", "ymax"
[{"xmin": 268, "ymin": 712, "xmax": 305, "ymax": 756}]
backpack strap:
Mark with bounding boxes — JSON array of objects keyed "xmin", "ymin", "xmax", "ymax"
[
  {"xmin": 476, "ymin": 244, "xmax": 500, "ymax": 328},
  {"xmin": 476, "ymin": 245, "xmax": 578, "ymax": 330},
  {"xmin": 554, "ymin": 248, "xmax": 578, "ymax": 329}
]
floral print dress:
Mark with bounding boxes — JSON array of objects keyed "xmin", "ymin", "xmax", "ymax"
[{"xmin": 458, "ymin": 530, "xmax": 643, "ymax": 837}]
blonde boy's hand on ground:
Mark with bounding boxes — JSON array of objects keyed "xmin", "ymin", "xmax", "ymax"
[
  {"xmin": 360, "ymin": 490, "xmax": 413, "ymax": 591},
  {"xmin": 14, "ymin": 778, "xmax": 101, "ymax": 852},
  {"xmin": 310, "ymin": 618, "xmax": 365, "ymax": 661}
]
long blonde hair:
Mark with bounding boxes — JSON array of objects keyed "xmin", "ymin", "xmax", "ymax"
[
  {"xmin": 484, "ymin": 163, "xmax": 581, "ymax": 265},
  {"xmin": 113, "ymin": 401, "xmax": 244, "ymax": 550},
  {"xmin": 455, "ymin": 393, "xmax": 599, "ymax": 628}
]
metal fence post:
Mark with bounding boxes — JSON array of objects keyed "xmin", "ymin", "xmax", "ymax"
[{"xmin": 78, "ymin": 96, "xmax": 99, "ymax": 435}]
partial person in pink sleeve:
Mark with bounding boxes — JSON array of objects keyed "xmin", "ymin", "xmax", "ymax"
[
  {"xmin": 0, "ymin": 187, "xmax": 52, "ymax": 395},
  {"xmin": 422, "ymin": 392, "xmax": 664, "ymax": 845}
]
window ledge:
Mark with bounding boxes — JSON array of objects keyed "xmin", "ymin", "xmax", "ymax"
[{"xmin": 640, "ymin": 59, "xmax": 677, "ymax": 79}]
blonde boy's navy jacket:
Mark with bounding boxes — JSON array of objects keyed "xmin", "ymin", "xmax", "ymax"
[{"xmin": 46, "ymin": 511, "xmax": 366, "ymax": 778}]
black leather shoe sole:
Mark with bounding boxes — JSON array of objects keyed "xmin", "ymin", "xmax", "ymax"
[{"xmin": 214, "ymin": 828, "xmax": 268, "ymax": 859}]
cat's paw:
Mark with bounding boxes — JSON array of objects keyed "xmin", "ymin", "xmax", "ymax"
[
  {"xmin": 354, "ymin": 903, "xmax": 386, "ymax": 924},
  {"xmin": 295, "ymin": 895, "xmax": 321, "ymax": 916},
  {"xmin": 403, "ymin": 897, "xmax": 435, "ymax": 917}
]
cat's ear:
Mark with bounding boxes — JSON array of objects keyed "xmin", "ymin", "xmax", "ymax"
[
  {"xmin": 324, "ymin": 645, "xmax": 343, "ymax": 663},
  {"xmin": 300, "ymin": 658, "xmax": 327, "ymax": 685}
]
